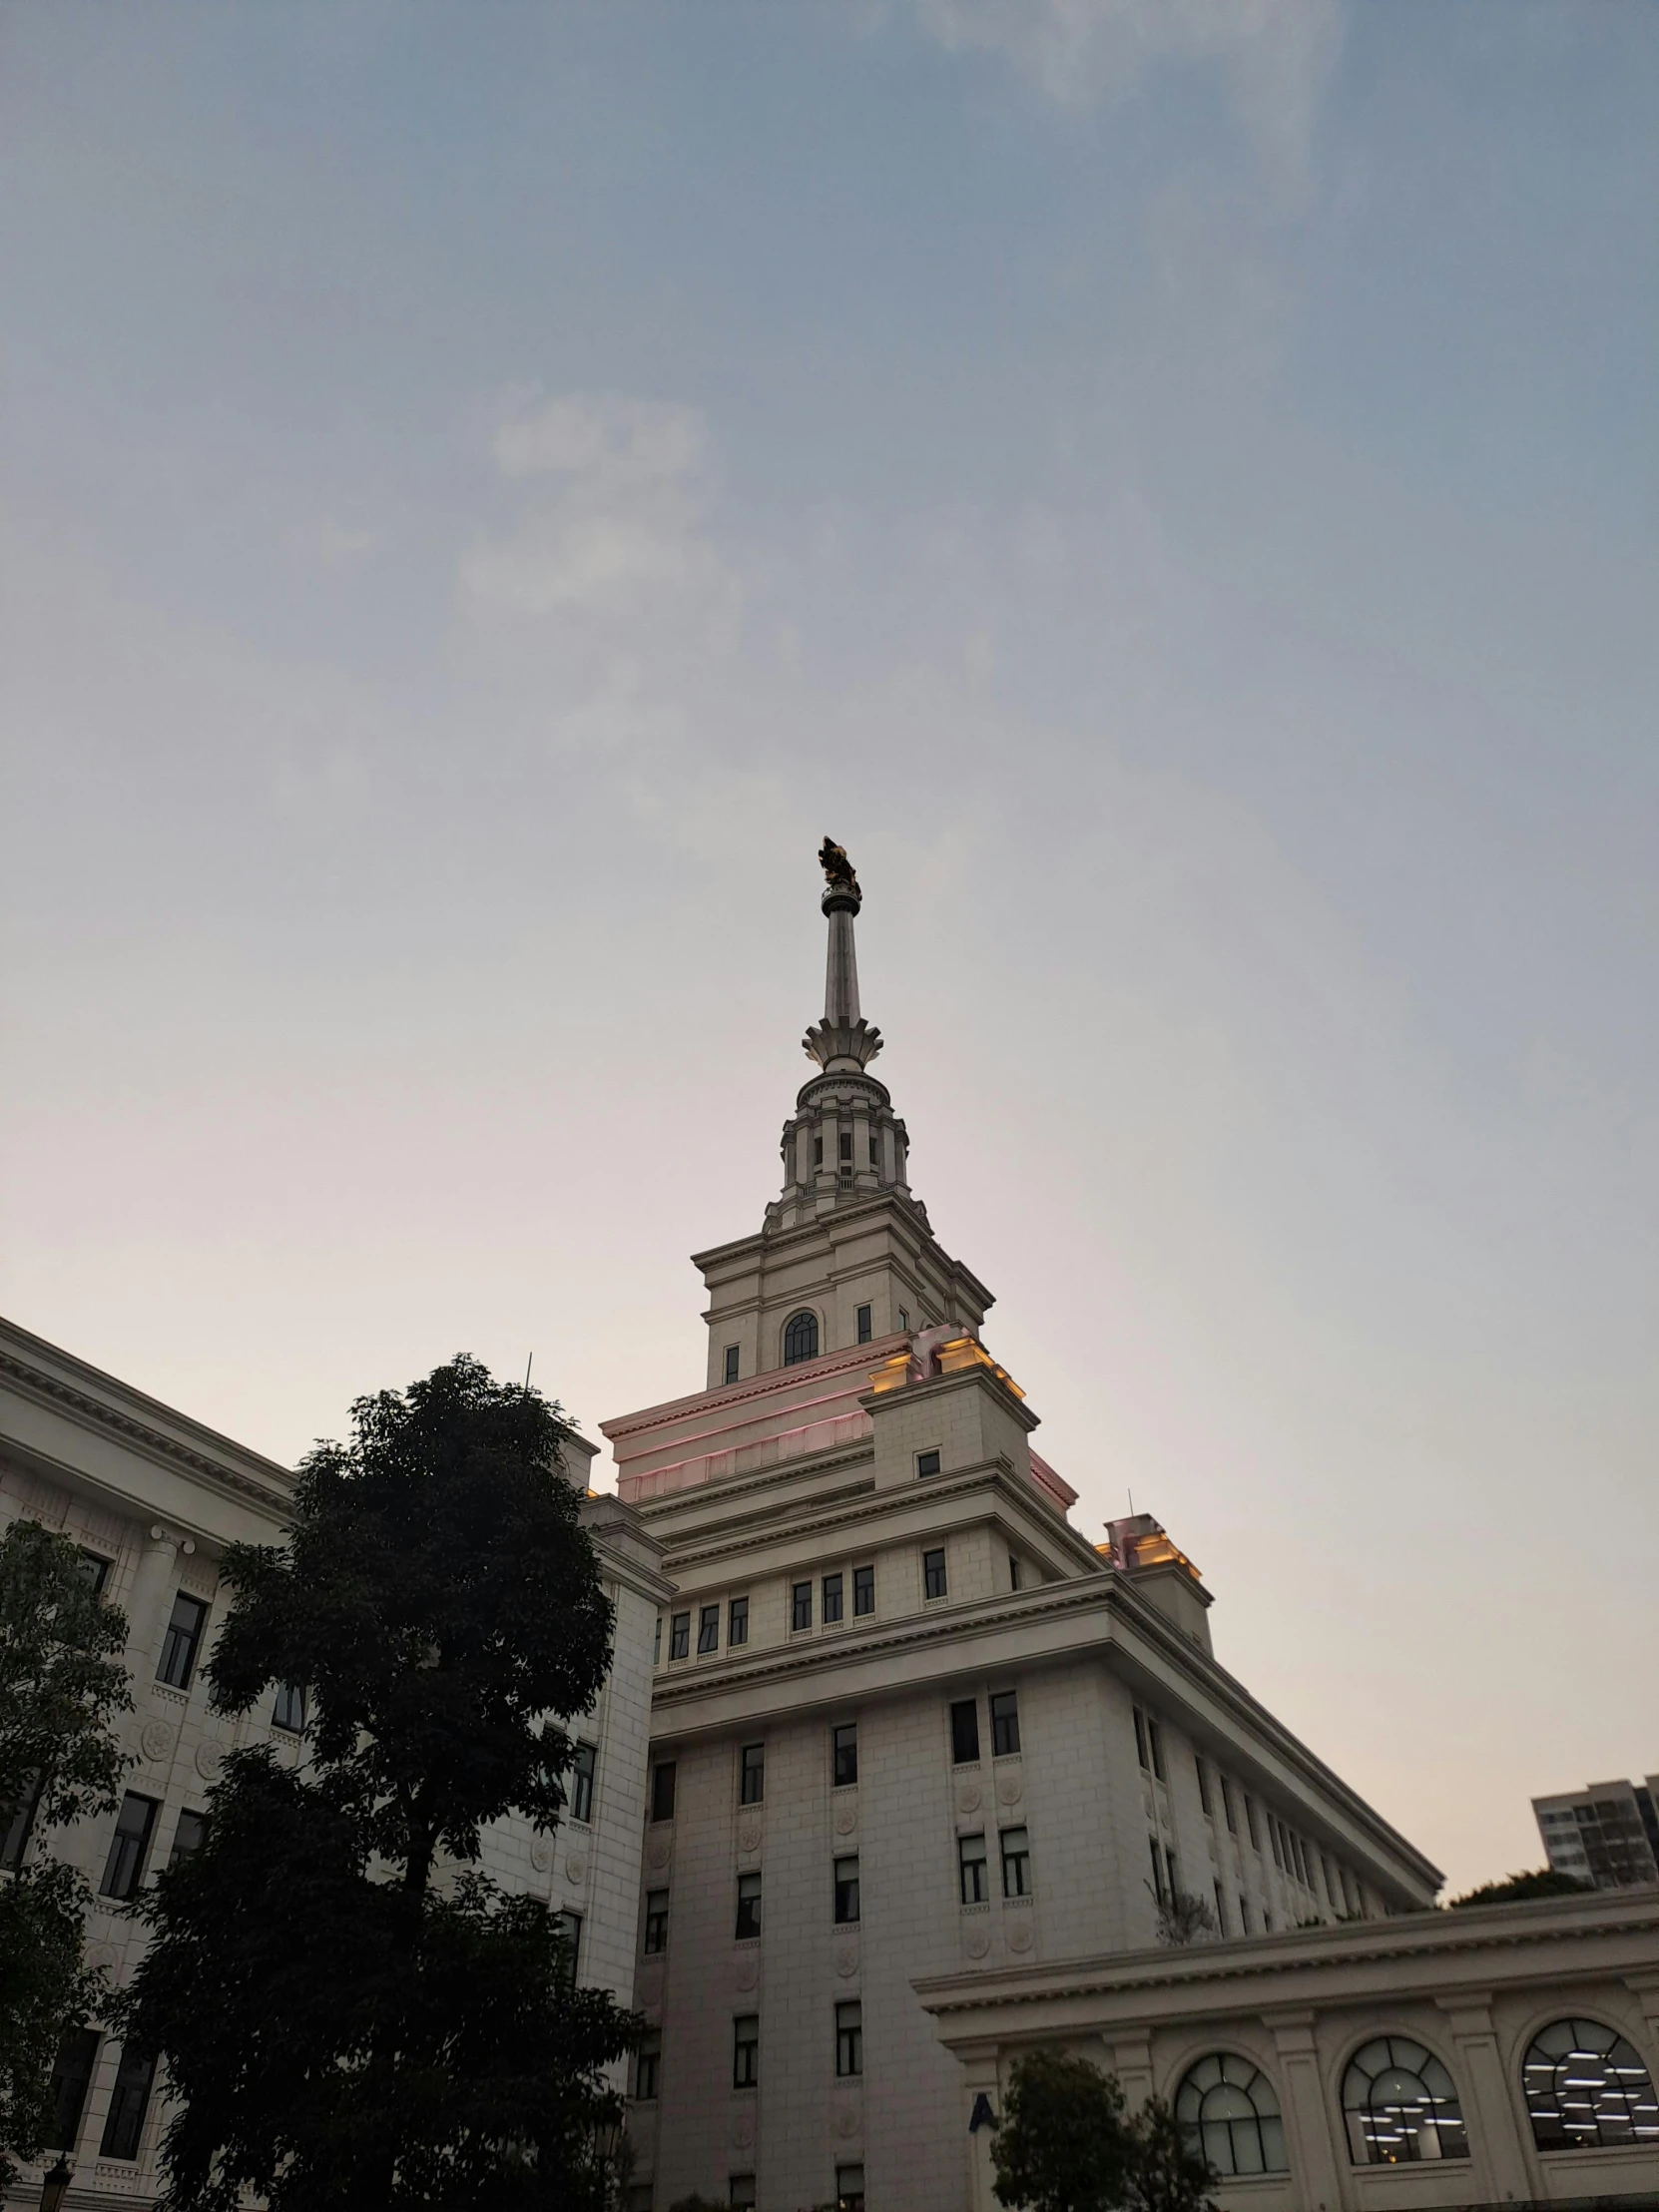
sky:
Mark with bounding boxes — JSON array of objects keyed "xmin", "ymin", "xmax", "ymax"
[{"xmin": 2, "ymin": 0, "xmax": 1656, "ymax": 1897}]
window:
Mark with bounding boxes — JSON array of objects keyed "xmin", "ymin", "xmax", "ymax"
[
  {"xmin": 1166, "ymin": 1849, "xmax": 1181, "ymax": 1897},
  {"xmin": 653, "ymin": 1616, "xmax": 662, "ymax": 1666},
  {"xmin": 1, "ymin": 1773, "xmax": 41, "ymax": 1871},
  {"xmin": 831, "ymin": 1723, "xmax": 857, "ymax": 1788},
  {"xmin": 729, "ymin": 1595, "xmax": 750, "ymax": 1647},
  {"xmin": 272, "ymin": 1681, "xmax": 307, "ymax": 1734},
  {"xmin": 651, "ymin": 1761, "xmax": 677, "ymax": 1823},
  {"xmin": 730, "ymin": 2176, "xmax": 757, "ymax": 2209},
  {"xmin": 856, "ymin": 1303, "xmax": 872, "ymax": 1343},
  {"xmin": 724, "ymin": 1345, "xmax": 740, "ymax": 1384},
  {"xmin": 626, "ymin": 2191, "xmax": 655, "ymax": 2212},
  {"xmin": 1134, "ymin": 1708, "xmax": 1149, "ymax": 1769},
  {"xmin": 1195, "ymin": 1757, "xmax": 1213, "ymax": 1816},
  {"xmin": 838, "ymin": 1131, "xmax": 853, "ymax": 1163},
  {"xmin": 958, "ymin": 1832, "xmax": 988, "ymax": 1905},
  {"xmin": 852, "ymin": 1564, "xmax": 874, "ymax": 1616},
  {"xmin": 923, "ymin": 1548, "xmax": 947, "ymax": 1599},
  {"xmin": 1176, "ymin": 2054, "xmax": 1288, "ymax": 2176},
  {"xmin": 1239, "ymin": 1895, "xmax": 1252, "ymax": 1933},
  {"xmin": 835, "ymin": 2000, "xmax": 863, "ymax": 2077},
  {"xmin": 735, "ymin": 1872, "xmax": 762, "ymax": 1940},
  {"xmin": 555, "ymin": 1910, "xmax": 582, "ymax": 1985},
  {"xmin": 77, "ymin": 1550, "xmax": 112, "ymax": 1596},
  {"xmin": 783, "ymin": 1310, "xmax": 820, "ymax": 1366},
  {"xmin": 814, "ymin": 1136, "xmax": 825, "ymax": 1167},
  {"xmin": 990, "ymin": 1690, "xmax": 1020, "ymax": 1758},
  {"xmin": 792, "ymin": 1581, "xmax": 813, "ymax": 1632},
  {"xmin": 1221, "ymin": 1775, "xmax": 1238, "ymax": 1834},
  {"xmin": 898, "ymin": 1306, "xmax": 909, "ymax": 1330},
  {"xmin": 698, "ymin": 1604, "xmax": 720, "ymax": 1654},
  {"xmin": 100, "ymin": 2044, "xmax": 157, "ymax": 2160},
  {"xmin": 733, "ymin": 2014, "xmax": 760, "ymax": 2088},
  {"xmin": 570, "ymin": 1741, "xmax": 597, "ymax": 1824},
  {"xmin": 45, "ymin": 2026, "xmax": 100, "ymax": 2151},
  {"xmin": 740, "ymin": 1744, "xmax": 765, "ymax": 1805},
  {"xmin": 1522, "ymin": 2018, "xmax": 1659, "ymax": 2150},
  {"xmin": 1150, "ymin": 1837, "xmax": 1167, "ymax": 1905},
  {"xmin": 101, "ymin": 1792, "xmax": 159, "ymax": 1900},
  {"xmin": 916, "ymin": 1448, "xmax": 941, "ymax": 1478},
  {"xmin": 1270, "ymin": 1820, "xmax": 1285, "ymax": 1871},
  {"xmin": 1342, "ymin": 2036, "xmax": 1469, "ymax": 2164},
  {"xmin": 823, "ymin": 1572, "xmax": 843, "ymax": 1624},
  {"xmin": 1214, "ymin": 1881, "xmax": 1228, "ymax": 1933},
  {"xmin": 950, "ymin": 1700, "xmax": 980, "ymax": 1765},
  {"xmin": 836, "ymin": 2165, "xmax": 865, "ymax": 2212},
  {"xmin": 1008, "ymin": 1554, "xmax": 1021, "ymax": 1591},
  {"xmin": 1147, "ymin": 1715, "xmax": 1166, "ymax": 1780},
  {"xmin": 644, "ymin": 1890, "xmax": 669, "ymax": 1953},
  {"xmin": 157, "ymin": 1591, "xmax": 208, "ymax": 1689},
  {"xmin": 635, "ymin": 2035, "xmax": 661, "ymax": 2101},
  {"xmin": 169, "ymin": 1810, "xmax": 208, "ymax": 1866},
  {"xmin": 1001, "ymin": 1825, "xmax": 1031, "ymax": 1898},
  {"xmin": 1244, "ymin": 1793, "xmax": 1261, "ymax": 1850},
  {"xmin": 1323, "ymin": 1854, "xmax": 1338, "ymax": 1907},
  {"xmin": 669, "ymin": 1612, "xmax": 690, "ymax": 1661},
  {"xmin": 834, "ymin": 1855, "xmax": 860, "ymax": 1924}
]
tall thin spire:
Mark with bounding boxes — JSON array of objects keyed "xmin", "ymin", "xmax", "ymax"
[{"xmin": 804, "ymin": 838, "xmax": 882, "ymax": 1073}]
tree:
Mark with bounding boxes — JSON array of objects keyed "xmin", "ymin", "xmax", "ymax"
[
  {"xmin": 1448, "ymin": 1867, "xmax": 1592, "ymax": 1909},
  {"xmin": 120, "ymin": 1357, "xmax": 639, "ymax": 2212},
  {"xmin": 991, "ymin": 2053, "xmax": 1217, "ymax": 2212},
  {"xmin": 0, "ymin": 1518, "xmax": 133, "ymax": 2188},
  {"xmin": 1152, "ymin": 1889, "xmax": 1219, "ymax": 1947}
]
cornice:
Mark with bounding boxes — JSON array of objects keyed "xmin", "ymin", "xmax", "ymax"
[{"xmin": 602, "ymin": 1339, "xmax": 900, "ymax": 1444}]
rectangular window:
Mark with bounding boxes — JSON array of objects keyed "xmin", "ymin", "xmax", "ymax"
[
  {"xmin": 669, "ymin": 1612, "xmax": 691, "ymax": 1661},
  {"xmin": 651, "ymin": 1761, "xmax": 677, "ymax": 1823},
  {"xmin": 653, "ymin": 1616, "xmax": 662, "ymax": 1666},
  {"xmin": 836, "ymin": 2165, "xmax": 866, "ymax": 2212},
  {"xmin": 855, "ymin": 1303, "xmax": 872, "ymax": 1343},
  {"xmin": 1294, "ymin": 1834, "xmax": 1310, "ymax": 1888},
  {"xmin": 1269, "ymin": 1819, "xmax": 1284, "ymax": 1871},
  {"xmin": 101, "ymin": 1792, "xmax": 159, "ymax": 1900},
  {"xmin": 45, "ymin": 2026, "xmax": 100, "ymax": 2151},
  {"xmin": 1195, "ymin": 1756, "xmax": 1213, "ymax": 1816},
  {"xmin": 733, "ymin": 2014, "xmax": 759, "ymax": 2088},
  {"xmin": 852, "ymin": 1564, "xmax": 874, "ymax": 1616},
  {"xmin": 958, "ymin": 1831, "xmax": 988, "ymax": 1905},
  {"xmin": 729, "ymin": 1595, "xmax": 750, "ymax": 1646},
  {"xmin": 99, "ymin": 2044, "xmax": 157, "ymax": 2160},
  {"xmin": 922, "ymin": 1547, "xmax": 947, "ymax": 1599},
  {"xmin": 834, "ymin": 1854, "xmax": 860, "ymax": 1924},
  {"xmin": 1000, "ymin": 1825, "xmax": 1031, "ymax": 1898},
  {"xmin": 735, "ymin": 1871, "xmax": 762, "ymax": 1940},
  {"xmin": 989, "ymin": 1690, "xmax": 1020, "ymax": 1758},
  {"xmin": 1134, "ymin": 1707, "xmax": 1149, "ymax": 1769},
  {"xmin": 1244, "ymin": 1793, "xmax": 1260, "ymax": 1851},
  {"xmin": 1166, "ymin": 1849, "xmax": 1180, "ymax": 1897},
  {"xmin": 698, "ymin": 1604, "xmax": 720, "ymax": 1654},
  {"xmin": 169, "ymin": 1810, "xmax": 208, "ymax": 1867},
  {"xmin": 1008, "ymin": 1554, "xmax": 1021, "ymax": 1591},
  {"xmin": 1147, "ymin": 1715, "xmax": 1166, "ymax": 1781},
  {"xmin": 1149, "ymin": 1836, "xmax": 1166, "ymax": 1905},
  {"xmin": 724, "ymin": 1345, "xmax": 740, "ymax": 1384},
  {"xmin": 838, "ymin": 1131, "xmax": 853, "ymax": 1162},
  {"xmin": 731, "ymin": 2177, "xmax": 757, "ymax": 2210},
  {"xmin": 823, "ymin": 1572, "xmax": 843, "ymax": 1624},
  {"xmin": 635, "ymin": 2036, "xmax": 661, "ymax": 2101},
  {"xmin": 831, "ymin": 1722, "xmax": 857, "ymax": 1788},
  {"xmin": 157, "ymin": 1591, "xmax": 208, "ymax": 1690},
  {"xmin": 555, "ymin": 1909, "xmax": 582, "ymax": 1985},
  {"xmin": 1322, "ymin": 1853, "xmax": 1337, "ymax": 1906},
  {"xmin": 1, "ymin": 1773, "xmax": 41, "ymax": 1871},
  {"xmin": 898, "ymin": 1306, "xmax": 909, "ymax": 1330},
  {"xmin": 1214, "ymin": 1881, "xmax": 1228, "ymax": 1933},
  {"xmin": 792, "ymin": 1581, "xmax": 813, "ymax": 1632},
  {"xmin": 949, "ymin": 1699, "xmax": 980, "ymax": 1765},
  {"xmin": 644, "ymin": 1890, "xmax": 669, "ymax": 1953},
  {"xmin": 1239, "ymin": 1894, "xmax": 1252, "ymax": 1933},
  {"xmin": 77, "ymin": 1550, "xmax": 112, "ymax": 1596},
  {"xmin": 272, "ymin": 1681, "xmax": 307, "ymax": 1734},
  {"xmin": 814, "ymin": 1136, "xmax": 825, "ymax": 1167},
  {"xmin": 570, "ymin": 1741, "xmax": 597, "ymax": 1824},
  {"xmin": 740, "ymin": 1743, "xmax": 765, "ymax": 1805},
  {"xmin": 835, "ymin": 1999, "xmax": 863, "ymax": 2077},
  {"xmin": 915, "ymin": 1448, "xmax": 941, "ymax": 1478},
  {"xmin": 1221, "ymin": 1775, "xmax": 1238, "ymax": 1834}
]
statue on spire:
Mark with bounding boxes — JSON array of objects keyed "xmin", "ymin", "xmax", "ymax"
[{"xmin": 819, "ymin": 836, "xmax": 858, "ymax": 895}]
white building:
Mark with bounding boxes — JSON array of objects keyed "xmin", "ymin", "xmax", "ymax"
[
  {"xmin": 607, "ymin": 854, "xmax": 1446, "ymax": 2212},
  {"xmin": 0, "ymin": 1317, "xmax": 667, "ymax": 2207},
  {"xmin": 1533, "ymin": 1777, "xmax": 1659, "ymax": 1892}
]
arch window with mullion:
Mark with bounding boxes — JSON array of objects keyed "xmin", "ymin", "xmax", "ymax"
[
  {"xmin": 1522, "ymin": 2017, "xmax": 1659, "ymax": 2150},
  {"xmin": 1175, "ymin": 2054, "xmax": 1288, "ymax": 2177},
  {"xmin": 783, "ymin": 1310, "xmax": 819, "ymax": 1366},
  {"xmin": 1342, "ymin": 2036, "xmax": 1469, "ymax": 2164}
]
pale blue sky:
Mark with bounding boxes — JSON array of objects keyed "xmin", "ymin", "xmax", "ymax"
[{"xmin": 3, "ymin": 1, "xmax": 1656, "ymax": 1890}]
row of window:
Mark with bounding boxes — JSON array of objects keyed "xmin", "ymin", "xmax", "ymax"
[
  {"xmin": 1176, "ymin": 2018, "xmax": 1658, "ymax": 2175},
  {"xmin": 627, "ymin": 2170, "xmax": 862, "ymax": 2212},
  {"xmin": 42, "ymin": 2032, "xmax": 154, "ymax": 2162},
  {"xmin": 725, "ymin": 1297, "xmax": 885, "ymax": 1383},
  {"xmin": 635, "ymin": 2003, "xmax": 867, "ymax": 2101},
  {"xmin": 645, "ymin": 1852, "xmax": 864, "ymax": 1955}
]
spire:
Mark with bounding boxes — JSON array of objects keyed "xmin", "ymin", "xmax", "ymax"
[{"xmin": 804, "ymin": 838, "xmax": 883, "ymax": 1073}]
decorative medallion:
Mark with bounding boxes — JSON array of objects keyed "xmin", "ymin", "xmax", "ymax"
[
  {"xmin": 565, "ymin": 1851, "xmax": 587, "ymax": 1886},
  {"xmin": 964, "ymin": 1925, "xmax": 991, "ymax": 1959},
  {"xmin": 646, "ymin": 1836, "xmax": 671, "ymax": 1872},
  {"xmin": 194, "ymin": 1740, "xmax": 226, "ymax": 1782},
  {"xmin": 832, "ymin": 1801, "xmax": 857, "ymax": 1836},
  {"xmin": 834, "ymin": 2102, "xmax": 861, "ymax": 2139},
  {"xmin": 732, "ymin": 2115, "xmax": 756, "ymax": 2151},
  {"xmin": 736, "ymin": 1815, "xmax": 762, "ymax": 1855},
  {"xmin": 955, "ymin": 1782, "xmax": 982, "ymax": 1815},
  {"xmin": 528, "ymin": 1835, "xmax": 553, "ymax": 1874},
  {"xmin": 139, "ymin": 1721, "xmax": 174, "ymax": 1763},
  {"xmin": 734, "ymin": 1957, "xmax": 760, "ymax": 1993},
  {"xmin": 86, "ymin": 1943, "xmax": 119, "ymax": 1977},
  {"xmin": 996, "ymin": 1772, "xmax": 1023, "ymax": 1806},
  {"xmin": 1006, "ymin": 1919, "xmax": 1035, "ymax": 1953},
  {"xmin": 833, "ymin": 1938, "xmax": 859, "ymax": 1979}
]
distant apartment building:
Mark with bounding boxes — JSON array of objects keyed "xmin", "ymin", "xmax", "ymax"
[{"xmin": 1534, "ymin": 1776, "xmax": 1659, "ymax": 1891}]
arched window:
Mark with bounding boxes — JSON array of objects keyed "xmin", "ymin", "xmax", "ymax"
[
  {"xmin": 783, "ymin": 1311, "xmax": 819, "ymax": 1367},
  {"xmin": 1176, "ymin": 2054, "xmax": 1288, "ymax": 2176},
  {"xmin": 1342, "ymin": 2036, "xmax": 1469, "ymax": 2164},
  {"xmin": 1522, "ymin": 2018, "xmax": 1659, "ymax": 2151}
]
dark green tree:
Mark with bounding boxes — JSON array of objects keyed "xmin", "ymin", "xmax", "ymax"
[
  {"xmin": 0, "ymin": 1518, "xmax": 133, "ymax": 2187},
  {"xmin": 1448, "ymin": 1867, "xmax": 1591, "ymax": 1909},
  {"xmin": 120, "ymin": 1357, "xmax": 638, "ymax": 2212},
  {"xmin": 1122, "ymin": 2097, "xmax": 1218, "ymax": 2212},
  {"xmin": 991, "ymin": 2052, "xmax": 1217, "ymax": 2212}
]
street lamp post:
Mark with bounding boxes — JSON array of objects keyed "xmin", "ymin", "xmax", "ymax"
[{"xmin": 39, "ymin": 2157, "xmax": 74, "ymax": 2212}]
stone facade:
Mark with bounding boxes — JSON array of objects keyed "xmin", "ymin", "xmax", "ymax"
[{"xmin": 0, "ymin": 1316, "xmax": 667, "ymax": 2209}]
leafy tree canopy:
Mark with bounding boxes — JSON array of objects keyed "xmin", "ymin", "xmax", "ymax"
[
  {"xmin": 121, "ymin": 1358, "xmax": 637, "ymax": 2212},
  {"xmin": 992, "ymin": 2051, "xmax": 1217, "ymax": 2212},
  {"xmin": 1448, "ymin": 1867, "xmax": 1592, "ymax": 1909}
]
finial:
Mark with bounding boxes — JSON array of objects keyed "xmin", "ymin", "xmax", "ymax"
[
  {"xmin": 805, "ymin": 840, "xmax": 881, "ymax": 1071},
  {"xmin": 819, "ymin": 836, "xmax": 859, "ymax": 898}
]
